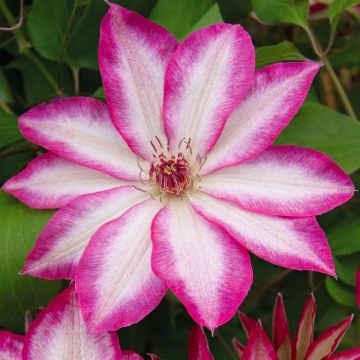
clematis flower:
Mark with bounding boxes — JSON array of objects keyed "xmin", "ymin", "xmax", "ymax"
[
  {"xmin": 3, "ymin": 2, "xmax": 354, "ymax": 332},
  {"xmin": 235, "ymin": 294, "xmax": 360, "ymax": 360},
  {"xmin": 197, "ymin": 294, "xmax": 360, "ymax": 360},
  {"xmin": 0, "ymin": 285, "xmax": 124, "ymax": 359}
]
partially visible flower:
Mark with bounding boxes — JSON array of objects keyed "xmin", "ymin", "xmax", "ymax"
[
  {"xmin": 3, "ymin": 1, "xmax": 354, "ymax": 332},
  {"xmin": 0, "ymin": 285, "xmax": 135, "ymax": 360},
  {"xmin": 236, "ymin": 294, "xmax": 360, "ymax": 360},
  {"xmin": 188, "ymin": 326, "xmax": 214, "ymax": 360},
  {"xmin": 196, "ymin": 294, "xmax": 360, "ymax": 359}
]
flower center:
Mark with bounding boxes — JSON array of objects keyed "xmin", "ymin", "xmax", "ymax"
[
  {"xmin": 150, "ymin": 153, "xmax": 192, "ymax": 195},
  {"xmin": 149, "ymin": 137, "xmax": 193, "ymax": 196}
]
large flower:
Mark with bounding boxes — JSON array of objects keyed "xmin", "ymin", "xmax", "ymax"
[
  {"xmin": 3, "ymin": 2, "xmax": 354, "ymax": 332},
  {"xmin": 0, "ymin": 285, "xmax": 123, "ymax": 359}
]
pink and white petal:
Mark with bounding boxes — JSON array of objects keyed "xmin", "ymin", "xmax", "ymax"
[
  {"xmin": 19, "ymin": 97, "xmax": 141, "ymax": 180},
  {"xmin": 356, "ymin": 267, "xmax": 360, "ymax": 309},
  {"xmin": 3, "ymin": 152, "xmax": 126, "ymax": 209},
  {"xmin": 76, "ymin": 199, "xmax": 166, "ymax": 332},
  {"xmin": 200, "ymin": 146, "xmax": 354, "ymax": 217},
  {"xmin": 0, "ymin": 331, "xmax": 24, "ymax": 360},
  {"xmin": 188, "ymin": 326, "xmax": 214, "ymax": 360},
  {"xmin": 22, "ymin": 186, "xmax": 151, "ymax": 280},
  {"xmin": 328, "ymin": 348, "xmax": 360, "ymax": 360},
  {"xmin": 99, "ymin": 3, "xmax": 177, "ymax": 160},
  {"xmin": 305, "ymin": 315, "xmax": 353, "ymax": 360},
  {"xmin": 241, "ymin": 322, "xmax": 277, "ymax": 360},
  {"xmin": 151, "ymin": 199, "xmax": 253, "ymax": 330},
  {"xmin": 122, "ymin": 350, "xmax": 144, "ymax": 360},
  {"xmin": 23, "ymin": 285, "xmax": 122, "ymax": 360},
  {"xmin": 239, "ymin": 313, "xmax": 258, "ymax": 339},
  {"xmin": 164, "ymin": 24, "xmax": 254, "ymax": 157},
  {"xmin": 293, "ymin": 294, "xmax": 316, "ymax": 360},
  {"xmin": 203, "ymin": 61, "xmax": 321, "ymax": 174},
  {"xmin": 233, "ymin": 338, "xmax": 245, "ymax": 358},
  {"xmin": 189, "ymin": 191, "xmax": 335, "ymax": 276},
  {"xmin": 273, "ymin": 294, "xmax": 292, "ymax": 360},
  {"xmin": 147, "ymin": 354, "xmax": 159, "ymax": 360}
]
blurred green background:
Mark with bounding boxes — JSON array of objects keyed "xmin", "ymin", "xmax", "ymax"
[{"xmin": 0, "ymin": 0, "xmax": 359, "ymax": 358}]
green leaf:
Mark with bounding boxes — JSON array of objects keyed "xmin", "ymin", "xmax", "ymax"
[
  {"xmin": 276, "ymin": 102, "xmax": 360, "ymax": 174},
  {"xmin": 0, "ymin": 69, "xmax": 13, "ymax": 103},
  {"xmin": 334, "ymin": 257, "xmax": 357, "ymax": 286},
  {"xmin": 67, "ymin": 0, "xmax": 108, "ymax": 69},
  {"xmin": 150, "ymin": 0, "xmax": 213, "ymax": 39},
  {"xmin": 328, "ymin": 34, "xmax": 360, "ymax": 68},
  {"xmin": 325, "ymin": 277, "xmax": 355, "ymax": 307},
  {"xmin": 0, "ymin": 152, "xmax": 34, "ymax": 184},
  {"xmin": 189, "ymin": 4, "xmax": 223, "ymax": 33},
  {"xmin": 27, "ymin": 0, "xmax": 70, "ymax": 61},
  {"xmin": 255, "ymin": 41, "xmax": 305, "ymax": 68},
  {"xmin": 93, "ymin": 86, "xmax": 105, "ymax": 101},
  {"xmin": 0, "ymin": 111, "xmax": 21, "ymax": 148},
  {"xmin": 328, "ymin": 216, "xmax": 360, "ymax": 256},
  {"xmin": 251, "ymin": 0, "xmax": 309, "ymax": 27},
  {"xmin": 0, "ymin": 192, "xmax": 62, "ymax": 332},
  {"xmin": 329, "ymin": 0, "xmax": 359, "ymax": 30},
  {"xmin": 11, "ymin": 56, "xmax": 72, "ymax": 105}
]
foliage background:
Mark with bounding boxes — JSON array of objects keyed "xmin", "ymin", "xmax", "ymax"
[{"xmin": 0, "ymin": 0, "xmax": 359, "ymax": 358}]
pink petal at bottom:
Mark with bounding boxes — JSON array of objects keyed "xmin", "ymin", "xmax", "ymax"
[
  {"xmin": 0, "ymin": 331, "xmax": 24, "ymax": 360},
  {"xmin": 305, "ymin": 315, "xmax": 354, "ymax": 360},
  {"xmin": 188, "ymin": 326, "xmax": 214, "ymax": 360},
  {"xmin": 328, "ymin": 348, "xmax": 360, "ymax": 360},
  {"xmin": 23, "ymin": 285, "xmax": 121, "ymax": 360},
  {"xmin": 122, "ymin": 350, "xmax": 144, "ymax": 360},
  {"xmin": 242, "ymin": 322, "xmax": 277, "ymax": 360}
]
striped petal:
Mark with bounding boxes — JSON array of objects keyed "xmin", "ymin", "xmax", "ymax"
[
  {"xmin": 151, "ymin": 199, "xmax": 253, "ymax": 330},
  {"xmin": 76, "ymin": 199, "xmax": 166, "ymax": 332},
  {"xmin": 239, "ymin": 313, "xmax": 258, "ymax": 338},
  {"xmin": 164, "ymin": 23, "xmax": 254, "ymax": 157},
  {"xmin": 188, "ymin": 326, "xmax": 214, "ymax": 360},
  {"xmin": 122, "ymin": 350, "xmax": 144, "ymax": 360},
  {"xmin": 242, "ymin": 322, "xmax": 277, "ymax": 360},
  {"xmin": 22, "ymin": 186, "xmax": 151, "ymax": 280},
  {"xmin": 202, "ymin": 61, "xmax": 321, "ymax": 174},
  {"xmin": 328, "ymin": 348, "xmax": 360, "ymax": 360},
  {"xmin": 305, "ymin": 315, "xmax": 353, "ymax": 360},
  {"xmin": 293, "ymin": 294, "xmax": 316, "ymax": 360},
  {"xmin": 0, "ymin": 331, "xmax": 24, "ymax": 360},
  {"xmin": 99, "ymin": 3, "xmax": 178, "ymax": 160},
  {"xmin": 189, "ymin": 192, "xmax": 335, "ymax": 276},
  {"xmin": 200, "ymin": 146, "xmax": 354, "ymax": 217},
  {"xmin": 19, "ymin": 97, "xmax": 140, "ymax": 180},
  {"xmin": 3, "ymin": 152, "xmax": 126, "ymax": 209},
  {"xmin": 273, "ymin": 294, "xmax": 292, "ymax": 360},
  {"xmin": 23, "ymin": 286, "xmax": 122, "ymax": 360}
]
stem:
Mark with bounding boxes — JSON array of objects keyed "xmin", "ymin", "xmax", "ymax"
[
  {"xmin": 72, "ymin": 67, "xmax": 80, "ymax": 95},
  {"xmin": 303, "ymin": 25, "xmax": 357, "ymax": 120},
  {"xmin": 0, "ymin": 0, "xmax": 27, "ymax": 51},
  {"xmin": 0, "ymin": 0, "xmax": 23, "ymax": 32},
  {"xmin": 0, "ymin": 100, "xmax": 14, "ymax": 114},
  {"xmin": 0, "ymin": 0, "xmax": 62, "ymax": 96},
  {"xmin": 324, "ymin": 58, "xmax": 357, "ymax": 120},
  {"xmin": 25, "ymin": 50, "xmax": 62, "ymax": 96},
  {"xmin": 214, "ymin": 330, "xmax": 238, "ymax": 360}
]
